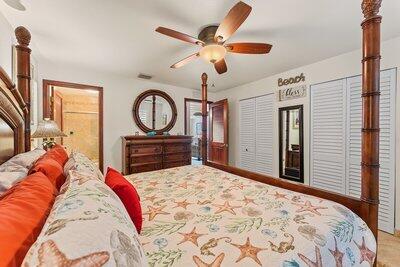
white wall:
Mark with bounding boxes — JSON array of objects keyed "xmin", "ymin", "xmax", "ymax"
[
  {"xmin": 0, "ymin": 11, "xmax": 15, "ymax": 77},
  {"xmin": 215, "ymin": 36, "xmax": 400, "ymax": 229},
  {"xmin": 37, "ymin": 61, "xmax": 216, "ymax": 172}
]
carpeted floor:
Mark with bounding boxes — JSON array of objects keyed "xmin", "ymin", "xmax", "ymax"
[{"xmin": 377, "ymin": 231, "xmax": 400, "ymax": 266}]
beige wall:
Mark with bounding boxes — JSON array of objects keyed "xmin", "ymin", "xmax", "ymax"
[
  {"xmin": 54, "ymin": 87, "xmax": 99, "ymax": 162},
  {"xmin": 215, "ymin": 36, "xmax": 400, "ymax": 229}
]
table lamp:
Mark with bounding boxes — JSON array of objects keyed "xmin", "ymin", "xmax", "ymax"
[{"xmin": 31, "ymin": 118, "xmax": 67, "ymax": 150}]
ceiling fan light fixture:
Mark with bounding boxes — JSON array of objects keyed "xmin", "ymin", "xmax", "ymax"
[{"xmin": 199, "ymin": 44, "xmax": 226, "ymax": 64}]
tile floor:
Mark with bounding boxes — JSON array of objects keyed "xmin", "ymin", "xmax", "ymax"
[{"xmin": 377, "ymin": 231, "xmax": 400, "ymax": 266}]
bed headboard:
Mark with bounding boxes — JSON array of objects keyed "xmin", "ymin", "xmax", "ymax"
[{"xmin": 0, "ymin": 26, "xmax": 32, "ymax": 164}]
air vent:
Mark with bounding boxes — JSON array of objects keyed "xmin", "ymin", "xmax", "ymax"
[{"xmin": 137, "ymin": 73, "xmax": 153, "ymax": 80}]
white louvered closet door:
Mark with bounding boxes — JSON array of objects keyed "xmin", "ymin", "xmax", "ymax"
[
  {"xmin": 346, "ymin": 69, "xmax": 396, "ymax": 233},
  {"xmin": 255, "ymin": 94, "xmax": 273, "ymax": 175},
  {"xmin": 310, "ymin": 79, "xmax": 347, "ymax": 194},
  {"xmin": 239, "ymin": 98, "xmax": 256, "ymax": 171}
]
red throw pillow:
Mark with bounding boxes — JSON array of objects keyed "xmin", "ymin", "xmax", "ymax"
[
  {"xmin": 29, "ymin": 157, "xmax": 65, "ymax": 190},
  {"xmin": 43, "ymin": 144, "xmax": 68, "ymax": 166},
  {"xmin": 105, "ymin": 167, "xmax": 142, "ymax": 233},
  {"xmin": 0, "ymin": 172, "xmax": 57, "ymax": 267}
]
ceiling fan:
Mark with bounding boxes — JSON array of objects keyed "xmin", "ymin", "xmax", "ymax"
[{"xmin": 155, "ymin": 1, "xmax": 272, "ymax": 74}]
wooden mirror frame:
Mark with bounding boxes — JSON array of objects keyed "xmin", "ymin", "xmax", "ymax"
[
  {"xmin": 278, "ymin": 105, "xmax": 304, "ymax": 183},
  {"xmin": 132, "ymin": 89, "xmax": 177, "ymax": 134}
]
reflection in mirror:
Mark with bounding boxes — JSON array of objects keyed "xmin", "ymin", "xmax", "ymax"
[
  {"xmin": 139, "ymin": 96, "xmax": 153, "ymax": 129},
  {"xmin": 155, "ymin": 96, "xmax": 172, "ymax": 130},
  {"xmin": 279, "ymin": 105, "xmax": 303, "ymax": 183}
]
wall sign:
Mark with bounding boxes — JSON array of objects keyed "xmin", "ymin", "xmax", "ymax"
[
  {"xmin": 279, "ymin": 85, "xmax": 307, "ymax": 101},
  {"xmin": 278, "ymin": 73, "xmax": 305, "ymax": 87}
]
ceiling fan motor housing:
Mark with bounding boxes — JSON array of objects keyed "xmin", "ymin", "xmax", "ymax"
[{"xmin": 198, "ymin": 25, "xmax": 219, "ymax": 44}]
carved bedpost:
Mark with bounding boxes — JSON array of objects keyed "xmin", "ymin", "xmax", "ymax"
[
  {"xmin": 201, "ymin": 73, "xmax": 208, "ymax": 165},
  {"xmin": 15, "ymin": 26, "xmax": 31, "ymax": 151},
  {"xmin": 360, "ymin": 0, "xmax": 382, "ymax": 240}
]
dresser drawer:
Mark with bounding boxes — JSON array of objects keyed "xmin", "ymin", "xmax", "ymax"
[
  {"xmin": 164, "ymin": 144, "xmax": 190, "ymax": 153},
  {"xmin": 163, "ymin": 160, "xmax": 191, "ymax": 169},
  {"xmin": 130, "ymin": 163, "xmax": 162, "ymax": 173},
  {"xmin": 130, "ymin": 145, "xmax": 162, "ymax": 155},
  {"xmin": 131, "ymin": 154, "xmax": 162, "ymax": 164},
  {"xmin": 163, "ymin": 152, "xmax": 190, "ymax": 162}
]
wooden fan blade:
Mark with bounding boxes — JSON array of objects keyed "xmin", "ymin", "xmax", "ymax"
[
  {"xmin": 215, "ymin": 1, "xmax": 252, "ymax": 43},
  {"xmin": 156, "ymin": 27, "xmax": 204, "ymax": 46},
  {"xmin": 214, "ymin": 58, "xmax": 228, "ymax": 74},
  {"xmin": 225, "ymin": 43, "xmax": 272, "ymax": 54},
  {"xmin": 170, "ymin": 53, "xmax": 200, "ymax": 69}
]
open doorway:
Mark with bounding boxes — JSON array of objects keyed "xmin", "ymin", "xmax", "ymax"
[
  {"xmin": 43, "ymin": 80, "xmax": 103, "ymax": 171},
  {"xmin": 184, "ymin": 98, "xmax": 211, "ymax": 165}
]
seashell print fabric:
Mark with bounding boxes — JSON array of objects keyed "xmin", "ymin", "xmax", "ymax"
[
  {"xmin": 126, "ymin": 165, "xmax": 376, "ymax": 267},
  {"xmin": 22, "ymin": 170, "xmax": 147, "ymax": 267}
]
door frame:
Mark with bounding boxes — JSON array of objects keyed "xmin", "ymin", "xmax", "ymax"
[
  {"xmin": 183, "ymin": 98, "xmax": 212, "ymax": 135},
  {"xmin": 278, "ymin": 105, "xmax": 304, "ymax": 183},
  {"xmin": 43, "ymin": 79, "xmax": 104, "ymax": 172},
  {"xmin": 209, "ymin": 99, "xmax": 229, "ymax": 165}
]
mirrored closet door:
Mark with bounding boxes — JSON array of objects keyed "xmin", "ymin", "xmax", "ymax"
[{"xmin": 279, "ymin": 105, "xmax": 304, "ymax": 183}]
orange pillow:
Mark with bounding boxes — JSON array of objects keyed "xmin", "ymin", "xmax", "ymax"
[
  {"xmin": 0, "ymin": 172, "xmax": 57, "ymax": 267},
  {"xmin": 29, "ymin": 157, "xmax": 65, "ymax": 190},
  {"xmin": 43, "ymin": 144, "xmax": 68, "ymax": 166}
]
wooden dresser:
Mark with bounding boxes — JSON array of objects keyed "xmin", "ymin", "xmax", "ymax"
[{"xmin": 122, "ymin": 135, "xmax": 192, "ymax": 174}]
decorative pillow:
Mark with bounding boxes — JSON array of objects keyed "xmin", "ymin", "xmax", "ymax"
[
  {"xmin": 0, "ymin": 172, "xmax": 57, "ymax": 267},
  {"xmin": 0, "ymin": 148, "xmax": 45, "ymax": 172},
  {"xmin": 22, "ymin": 170, "xmax": 146, "ymax": 267},
  {"xmin": 64, "ymin": 151, "xmax": 103, "ymax": 181},
  {"xmin": 0, "ymin": 171, "xmax": 27, "ymax": 195},
  {"xmin": 105, "ymin": 167, "xmax": 142, "ymax": 233},
  {"xmin": 44, "ymin": 144, "xmax": 69, "ymax": 166},
  {"xmin": 29, "ymin": 157, "xmax": 65, "ymax": 190}
]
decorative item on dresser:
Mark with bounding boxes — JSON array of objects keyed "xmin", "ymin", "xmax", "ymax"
[{"xmin": 122, "ymin": 135, "xmax": 192, "ymax": 174}]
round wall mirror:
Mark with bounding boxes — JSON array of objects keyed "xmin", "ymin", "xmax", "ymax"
[{"xmin": 132, "ymin": 90, "xmax": 177, "ymax": 134}]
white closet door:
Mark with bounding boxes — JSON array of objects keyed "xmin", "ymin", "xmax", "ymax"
[
  {"xmin": 239, "ymin": 98, "xmax": 256, "ymax": 171},
  {"xmin": 255, "ymin": 94, "xmax": 273, "ymax": 175},
  {"xmin": 347, "ymin": 69, "xmax": 396, "ymax": 233},
  {"xmin": 310, "ymin": 79, "xmax": 347, "ymax": 194},
  {"xmin": 346, "ymin": 76, "xmax": 362, "ymax": 197}
]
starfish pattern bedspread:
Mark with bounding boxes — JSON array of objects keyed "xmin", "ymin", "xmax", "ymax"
[{"xmin": 126, "ymin": 165, "xmax": 376, "ymax": 267}]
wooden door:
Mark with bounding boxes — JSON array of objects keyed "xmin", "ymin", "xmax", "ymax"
[
  {"xmin": 52, "ymin": 90, "xmax": 64, "ymax": 144},
  {"xmin": 209, "ymin": 99, "xmax": 228, "ymax": 165}
]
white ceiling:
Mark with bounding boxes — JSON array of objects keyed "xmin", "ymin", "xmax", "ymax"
[{"xmin": 1, "ymin": 0, "xmax": 399, "ymax": 91}]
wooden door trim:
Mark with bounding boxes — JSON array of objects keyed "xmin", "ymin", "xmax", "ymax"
[
  {"xmin": 43, "ymin": 79, "xmax": 104, "ymax": 172},
  {"xmin": 184, "ymin": 98, "xmax": 212, "ymax": 135},
  {"xmin": 209, "ymin": 99, "xmax": 229, "ymax": 164}
]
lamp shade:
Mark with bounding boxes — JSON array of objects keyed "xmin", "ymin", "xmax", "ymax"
[{"xmin": 31, "ymin": 118, "xmax": 67, "ymax": 138}]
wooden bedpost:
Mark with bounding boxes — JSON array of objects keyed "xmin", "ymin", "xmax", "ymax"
[
  {"xmin": 201, "ymin": 73, "xmax": 208, "ymax": 164},
  {"xmin": 360, "ymin": 0, "xmax": 382, "ymax": 239},
  {"xmin": 15, "ymin": 26, "xmax": 31, "ymax": 152}
]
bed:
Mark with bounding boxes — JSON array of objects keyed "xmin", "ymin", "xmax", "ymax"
[
  {"xmin": 0, "ymin": 1, "xmax": 383, "ymax": 266},
  {"xmin": 127, "ymin": 165, "xmax": 375, "ymax": 266}
]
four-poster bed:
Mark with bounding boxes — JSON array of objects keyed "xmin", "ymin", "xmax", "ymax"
[{"xmin": 0, "ymin": 0, "xmax": 384, "ymax": 266}]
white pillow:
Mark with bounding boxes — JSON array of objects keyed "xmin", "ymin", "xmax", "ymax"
[
  {"xmin": 0, "ymin": 171, "xmax": 27, "ymax": 195},
  {"xmin": 63, "ymin": 151, "xmax": 104, "ymax": 181},
  {"xmin": 0, "ymin": 148, "xmax": 45, "ymax": 172},
  {"xmin": 22, "ymin": 170, "xmax": 146, "ymax": 267}
]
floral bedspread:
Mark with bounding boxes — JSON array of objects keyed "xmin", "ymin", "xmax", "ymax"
[{"xmin": 125, "ymin": 165, "xmax": 376, "ymax": 267}]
